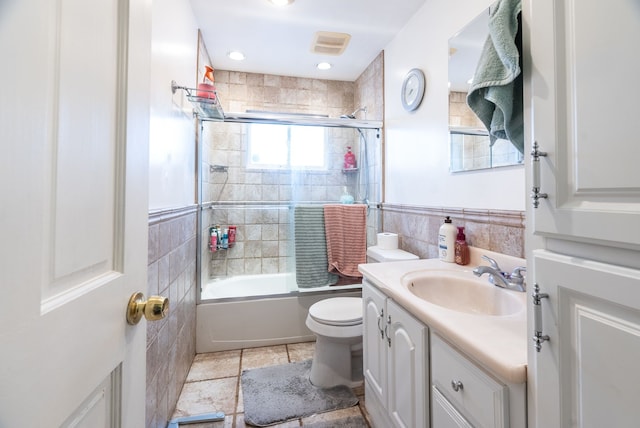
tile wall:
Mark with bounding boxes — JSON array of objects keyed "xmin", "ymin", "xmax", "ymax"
[
  {"xmin": 146, "ymin": 207, "xmax": 198, "ymax": 428},
  {"xmin": 383, "ymin": 204, "xmax": 525, "ymax": 259}
]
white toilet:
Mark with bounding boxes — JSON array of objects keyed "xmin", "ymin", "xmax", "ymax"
[{"xmin": 305, "ymin": 245, "xmax": 419, "ymax": 388}]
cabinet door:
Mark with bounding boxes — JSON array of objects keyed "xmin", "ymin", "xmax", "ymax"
[
  {"xmin": 387, "ymin": 299, "xmax": 429, "ymax": 428},
  {"xmin": 533, "ymin": 250, "xmax": 640, "ymax": 427},
  {"xmin": 363, "ymin": 281, "xmax": 388, "ymax": 405},
  {"xmin": 530, "ymin": 0, "xmax": 640, "ymax": 247}
]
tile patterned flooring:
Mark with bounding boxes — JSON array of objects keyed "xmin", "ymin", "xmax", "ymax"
[{"xmin": 171, "ymin": 342, "xmax": 371, "ymax": 427}]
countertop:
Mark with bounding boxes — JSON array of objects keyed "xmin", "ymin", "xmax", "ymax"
[{"xmin": 358, "ymin": 250, "xmax": 528, "ymax": 384}]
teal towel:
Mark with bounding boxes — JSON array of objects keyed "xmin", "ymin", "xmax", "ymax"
[
  {"xmin": 467, "ymin": 0, "xmax": 523, "ymax": 153},
  {"xmin": 294, "ymin": 206, "xmax": 338, "ymax": 288}
]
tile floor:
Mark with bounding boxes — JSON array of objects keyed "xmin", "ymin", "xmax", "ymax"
[{"xmin": 171, "ymin": 341, "xmax": 371, "ymax": 427}]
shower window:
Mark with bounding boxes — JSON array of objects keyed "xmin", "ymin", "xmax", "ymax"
[{"xmin": 247, "ymin": 123, "xmax": 327, "ymax": 170}]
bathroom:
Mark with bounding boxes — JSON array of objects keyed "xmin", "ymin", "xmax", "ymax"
[
  {"xmin": 147, "ymin": 1, "xmax": 525, "ymax": 424},
  {"xmin": 4, "ymin": 0, "xmax": 638, "ymax": 426},
  {"xmin": 147, "ymin": 0, "xmax": 525, "ymax": 425}
]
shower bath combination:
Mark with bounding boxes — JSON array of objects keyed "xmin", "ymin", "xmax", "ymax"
[{"xmin": 195, "ymin": 108, "xmax": 384, "ymax": 351}]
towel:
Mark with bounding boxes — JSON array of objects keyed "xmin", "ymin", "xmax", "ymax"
[
  {"xmin": 323, "ymin": 204, "xmax": 367, "ymax": 279},
  {"xmin": 294, "ymin": 206, "xmax": 338, "ymax": 288},
  {"xmin": 466, "ymin": 0, "xmax": 524, "ymax": 153}
]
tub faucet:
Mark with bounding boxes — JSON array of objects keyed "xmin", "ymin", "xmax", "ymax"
[{"xmin": 472, "ymin": 255, "xmax": 527, "ymax": 292}]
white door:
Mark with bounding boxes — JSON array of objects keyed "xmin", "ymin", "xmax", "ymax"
[
  {"xmin": 533, "ymin": 250, "xmax": 640, "ymax": 427},
  {"xmin": 529, "ymin": 0, "xmax": 640, "ymax": 247},
  {"xmin": 0, "ymin": 0, "xmax": 152, "ymax": 426},
  {"xmin": 363, "ymin": 281, "xmax": 388, "ymax": 405},
  {"xmin": 527, "ymin": 0, "xmax": 640, "ymax": 426},
  {"xmin": 386, "ymin": 299, "xmax": 428, "ymax": 428}
]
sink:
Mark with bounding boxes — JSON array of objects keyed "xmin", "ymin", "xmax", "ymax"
[{"xmin": 401, "ymin": 270, "xmax": 524, "ymax": 316}]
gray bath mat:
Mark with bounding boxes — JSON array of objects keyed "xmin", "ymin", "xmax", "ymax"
[{"xmin": 241, "ymin": 359, "xmax": 359, "ymax": 427}]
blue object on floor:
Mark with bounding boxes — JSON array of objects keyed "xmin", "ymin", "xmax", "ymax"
[{"xmin": 167, "ymin": 412, "xmax": 225, "ymax": 427}]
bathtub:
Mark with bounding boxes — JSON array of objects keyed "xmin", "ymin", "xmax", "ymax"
[
  {"xmin": 201, "ymin": 272, "xmax": 361, "ymax": 300},
  {"xmin": 196, "ymin": 273, "xmax": 362, "ymax": 352}
]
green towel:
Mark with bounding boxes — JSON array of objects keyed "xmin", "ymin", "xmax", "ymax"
[
  {"xmin": 467, "ymin": 0, "xmax": 523, "ymax": 154},
  {"xmin": 294, "ymin": 206, "xmax": 338, "ymax": 288}
]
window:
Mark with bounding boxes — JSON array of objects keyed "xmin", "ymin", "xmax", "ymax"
[{"xmin": 247, "ymin": 123, "xmax": 326, "ymax": 169}]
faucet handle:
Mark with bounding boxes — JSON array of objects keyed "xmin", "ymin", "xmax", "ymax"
[
  {"xmin": 481, "ymin": 255, "xmax": 502, "ymax": 270},
  {"xmin": 511, "ymin": 266, "xmax": 527, "ymax": 279}
]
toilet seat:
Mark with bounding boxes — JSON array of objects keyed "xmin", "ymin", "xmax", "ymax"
[{"xmin": 308, "ymin": 297, "xmax": 362, "ymax": 326}]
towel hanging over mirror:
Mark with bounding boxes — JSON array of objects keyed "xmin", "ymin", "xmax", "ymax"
[{"xmin": 467, "ymin": 0, "xmax": 524, "ymax": 154}]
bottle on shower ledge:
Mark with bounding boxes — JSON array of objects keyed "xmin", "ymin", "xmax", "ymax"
[
  {"xmin": 343, "ymin": 146, "xmax": 357, "ymax": 169},
  {"xmin": 340, "ymin": 186, "xmax": 355, "ymax": 204}
]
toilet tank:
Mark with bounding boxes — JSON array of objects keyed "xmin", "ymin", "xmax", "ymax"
[{"xmin": 366, "ymin": 245, "xmax": 419, "ymax": 263}]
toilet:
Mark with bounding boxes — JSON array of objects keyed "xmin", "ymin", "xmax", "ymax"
[{"xmin": 305, "ymin": 245, "xmax": 419, "ymax": 388}]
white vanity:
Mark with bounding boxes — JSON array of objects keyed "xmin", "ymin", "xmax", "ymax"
[{"xmin": 359, "ymin": 249, "xmax": 527, "ymax": 428}]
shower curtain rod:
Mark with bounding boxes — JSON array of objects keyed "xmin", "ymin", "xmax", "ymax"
[{"xmin": 218, "ymin": 111, "xmax": 382, "ymax": 130}]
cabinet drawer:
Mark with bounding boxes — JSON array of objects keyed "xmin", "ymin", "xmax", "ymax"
[
  {"xmin": 431, "ymin": 334, "xmax": 508, "ymax": 428},
  {"xmin": 432, "ymin": 386, "xmax": 473, "ymax": 428}
]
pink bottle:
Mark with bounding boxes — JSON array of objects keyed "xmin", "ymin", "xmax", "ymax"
[{"xmin": 343, "ymin": 147, "xmax": 356, "ymax": 169}]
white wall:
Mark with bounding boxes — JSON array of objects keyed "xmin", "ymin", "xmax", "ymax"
[
  {"xmin": 384, "ymin": 0, "xmax": 526, "ymax": 211},
  {"xmin": 148, "ymin": 0, "xmax": 198, "ymax": 210}
]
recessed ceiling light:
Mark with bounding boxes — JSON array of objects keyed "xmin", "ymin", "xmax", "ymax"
[
  {"xmin": 316, "ymin": 62, "xmax": 332, "ymax": 70},
  {"xmin": 268, "ymin": 0, "xmax": 294, "ymax": 6},
  {"xmin": 228, "ymin": 51, "xmax": 246, "ymax": 61}
]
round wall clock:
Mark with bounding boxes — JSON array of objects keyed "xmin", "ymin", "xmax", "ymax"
[{"xmin": 401, "ymin": 68, "xmax": 426, "ymax": 112}]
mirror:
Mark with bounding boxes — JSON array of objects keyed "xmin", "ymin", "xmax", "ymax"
[{"xmin": 448, "ymin": 9, "xmax": 523, "ymax": 172}]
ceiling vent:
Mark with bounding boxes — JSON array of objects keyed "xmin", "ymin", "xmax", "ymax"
[{"xmin": 311, "ymin": 31, "xmax": 351, "ymax": 56}]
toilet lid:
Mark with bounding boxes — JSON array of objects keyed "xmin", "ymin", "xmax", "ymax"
[{"xmin": 309, "ymin": 297, "xmax": 362, "ymax": 326}]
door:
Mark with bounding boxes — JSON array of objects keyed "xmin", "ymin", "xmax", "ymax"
[
  {"xmin": 386, "ymin": 299, "xmax": 428, "ymax": 428},
  {"xmin": 0, "ymin": 0, "xmax": 151, "ymax": 426},
  {"xmin": 529, "ymin": 0, "xmax": 640, "ymax": 247},
  {"xmin": 362, "ymin": 281, "xmax": 388, "ymax": 404},
  {"xmin": 533, "ymin": 250, "xmax": 640, "ymax": 427}
]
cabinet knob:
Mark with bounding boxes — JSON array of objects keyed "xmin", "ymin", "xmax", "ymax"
[{"xmin": 451, "ymin": 380, "xmax": 464, "ymax": 392}]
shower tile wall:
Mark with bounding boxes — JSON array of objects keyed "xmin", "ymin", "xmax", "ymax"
[
  {"xmin": 146, "ymin": 208, "xmax": 198, "ymax": 428},
  {"xmin": 200, "ymin": 53, "xmax": 384, "ymax": 281}
]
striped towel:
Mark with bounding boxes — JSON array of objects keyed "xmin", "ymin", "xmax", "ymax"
[
  {"xmin": 323, "ymin": 204, "xmax": 367, "ymax": 279},
  {"xmin": 294, "ymin": 206, "xmax": 338, "ymax": 288}
]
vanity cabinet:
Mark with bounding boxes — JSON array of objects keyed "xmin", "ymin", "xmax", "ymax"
[
  {"xmin": 363, "ymin": 279, "xmax": 429, "ymax": 428},
  {"xmin": 363, "ymin": 278, "xmax": 526, "ymax": 428}
]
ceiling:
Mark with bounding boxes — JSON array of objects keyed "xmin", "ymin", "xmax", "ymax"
[{"xmin": 189, "ymin": 0, "xmax": 427, "ymax": 82}]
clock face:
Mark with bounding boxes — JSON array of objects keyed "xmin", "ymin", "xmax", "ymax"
[{"xmin": 401, "ymin": 69, "xmax": 425, "ymax": 111}]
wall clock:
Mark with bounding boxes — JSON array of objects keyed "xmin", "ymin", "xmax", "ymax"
[{"xmin": 401, "ymin": 68, "xmax": 426, "ymax": 112}]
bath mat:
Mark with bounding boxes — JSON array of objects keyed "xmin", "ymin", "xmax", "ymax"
[{"xmin": 241, "ymin": 359, "xmax": 359, "ymax": 427}]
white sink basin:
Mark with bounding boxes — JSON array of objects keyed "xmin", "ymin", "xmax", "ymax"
[{"xmin": 401, "ymin": 270, "xmax": 524, "ymax": 316}]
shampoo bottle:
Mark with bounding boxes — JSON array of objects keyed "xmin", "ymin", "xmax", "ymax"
[
  {"xmin": 438, "ymin": 216, "xmax": 456, "ymax": 262},
  {"xmin": 454, "ymin": 226, "xmax": 470, "ymax": 265},
  {"xmin": 343, "ymin": 146, "xmax": 357, "ymax": 169}
]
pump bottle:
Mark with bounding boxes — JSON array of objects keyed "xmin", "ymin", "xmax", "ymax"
[
  {"xmin": 454, "ymin": 226, "xmax": 470, "ymax": 265},
  {"xmin": 438, "ymin": 216, "xmax": 456, "ymax": 262}
]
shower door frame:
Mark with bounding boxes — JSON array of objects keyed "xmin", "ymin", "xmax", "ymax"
[{"xmin": 194, "ymin": 114, "xmax": 383, "ymax": 304}]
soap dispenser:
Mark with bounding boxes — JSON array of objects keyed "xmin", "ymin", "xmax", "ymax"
[
  {"xmin": 438, "ymin": 216, "xmax": 456, "ymax": 262},
  {"xmin": 454, "ymin": 226, "xmax": 470, "ymax": 265}
]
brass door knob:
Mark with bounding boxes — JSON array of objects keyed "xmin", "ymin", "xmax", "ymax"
[{"xmin": 126, "ymin": 292, "xmax": 169, "ymax": 325}]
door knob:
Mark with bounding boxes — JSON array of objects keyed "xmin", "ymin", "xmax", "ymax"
[{"xmin": 126, "ymin": 292, "xmax": 169, "ymax": 325}]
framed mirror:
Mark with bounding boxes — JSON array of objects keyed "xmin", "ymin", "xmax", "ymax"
[{"xmin": 448, "ymin": 9, "xmax": 523, "ymax": 172}]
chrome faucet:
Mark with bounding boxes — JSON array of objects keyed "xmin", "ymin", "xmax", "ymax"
[{"xmin": 472, "ymin": 255, "xmax": 527, "ymax": 292}]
